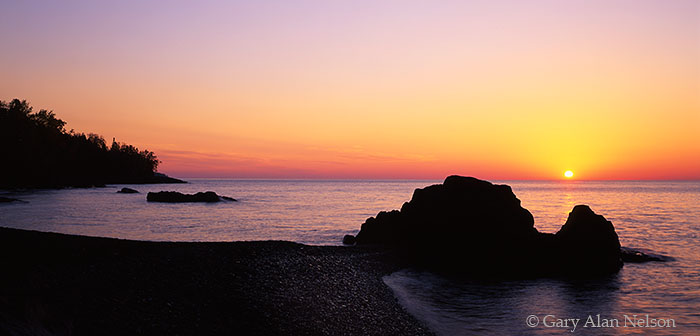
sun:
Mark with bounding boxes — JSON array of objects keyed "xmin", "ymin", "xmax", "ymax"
[{"xmin": 564, "ymin": 170, "xmax": 574, "ymax": 179}]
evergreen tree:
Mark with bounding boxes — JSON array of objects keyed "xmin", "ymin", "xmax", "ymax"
[{"xmin": 0, "ymin": 99, "xmax": 162, "ymax": 188}]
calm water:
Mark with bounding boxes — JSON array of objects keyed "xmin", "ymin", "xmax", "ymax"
[{"xmin": 1, "ymin": 180, "xmax": 699, "ymax": 334}]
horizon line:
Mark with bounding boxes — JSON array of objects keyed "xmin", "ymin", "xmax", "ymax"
[{"xmin": 161, "ymin": 175, "xmax": 700, "ymax": 182}]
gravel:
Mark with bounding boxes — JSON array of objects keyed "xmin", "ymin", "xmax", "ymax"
[{"xmin": 0, "ymin": 227, "xmax": 433, "ymax": 335}]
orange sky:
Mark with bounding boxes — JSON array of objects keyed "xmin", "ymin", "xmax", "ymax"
[{"xmin": 2, "ymin": 1, "xmax": 699, "ymax": 180}]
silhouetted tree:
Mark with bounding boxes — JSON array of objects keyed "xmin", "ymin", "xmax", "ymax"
[{"xmin": 0, "ymin": 99, "xmax": 162, "ymax": 188}]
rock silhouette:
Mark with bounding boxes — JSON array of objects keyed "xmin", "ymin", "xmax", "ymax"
[
  {"xmin": 554, "ymin": 205, "xmax": 622, "ymax": 274},
  {"xmin": 349, "ymin": 176, "xmax": 630, "ymax": 277},
  {"xmin": 147, "ymin": 191, "xmax": 237, "ymax": 203},
  {"xmin": 117, "ymin": 187, "xmax": 139, "ymax": 194},
  {"xmin": 342, "ymin": 235, "xmax": 356, "ymax": 245}
]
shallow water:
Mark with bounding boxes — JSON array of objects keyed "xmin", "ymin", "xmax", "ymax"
[
  {"xmin": 1, "ymin": 179, "xmax": 699, "ymax": 334},
  {"xmin": 0, "ymin": 179, "xmax": 436, "ymax": 244}
]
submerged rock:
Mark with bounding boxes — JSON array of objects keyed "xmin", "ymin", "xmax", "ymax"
[
  {"xmin": 117, "ymin": 187, "xmax": 139, "ymax": 194},
  {"xmin": 351, "ymin": 176, "xmax": 631, "ymax": 277},
  {"xmin": 72, "ymin": 183, "xmax": 106, "ymax": 188},
  {"xmin": 621, "ymin": 247, "xmax": 674, "ymax": 263},
  {"xmin": 146, "ymin": 191, "xmax": 237, "ymax": 203},
  {"xmin": 0, "ymin": 196, "xmax": 25, "ymax": 203},
  {"xmin": 150, "ymin": 172, "xmax": 187, "ymax": 184}
]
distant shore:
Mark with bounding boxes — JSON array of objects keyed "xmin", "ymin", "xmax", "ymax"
[{"xmin": 0, "ymin": 227, "xmax": 431, "ymax": 335}]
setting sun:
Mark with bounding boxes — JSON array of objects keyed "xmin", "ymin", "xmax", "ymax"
[{"xmin": 1, "ymin": 1, "xmax": 699, "ymax": 335}]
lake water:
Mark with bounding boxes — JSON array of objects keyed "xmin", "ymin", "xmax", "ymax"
[{"xmin": 1, "ymin": 179, "xmax": 699, "ymax": 334}]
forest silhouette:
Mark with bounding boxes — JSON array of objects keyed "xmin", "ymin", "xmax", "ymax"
[{"xmin": 0, "ymin": 99, "xmax": 173, "ymax": 188}]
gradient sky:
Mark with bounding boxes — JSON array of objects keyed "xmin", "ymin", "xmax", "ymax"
[{"xmin": 2, "ymin": 0, "xmax": 699, "ymax": 179}]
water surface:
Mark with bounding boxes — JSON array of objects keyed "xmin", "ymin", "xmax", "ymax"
[{"xmin": 1, "ymin": 179, "xmax": 698, "ymax": 334}]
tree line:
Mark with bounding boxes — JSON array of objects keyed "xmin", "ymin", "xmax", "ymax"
[{"xmin": 0, "ymin": 99, "xmax": 162, "ymax": 188}]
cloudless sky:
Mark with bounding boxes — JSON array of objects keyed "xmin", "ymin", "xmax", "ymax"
[{"xmin": 2, "ymin": 0, "xmax": 699, "ymax": 179}]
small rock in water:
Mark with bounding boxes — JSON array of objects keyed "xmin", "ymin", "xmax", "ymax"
[
  {"xmin": 147, "ymin": 191, "xmax": 236, "ymax": 203},
  {"xmin": 117, "ymin": 187, "xmax": 139, "ymax": 194}
]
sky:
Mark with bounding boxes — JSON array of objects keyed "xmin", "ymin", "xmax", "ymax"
[{"xmin": 2, "ymin": 0, "xmax": 699, "ymax": 180}]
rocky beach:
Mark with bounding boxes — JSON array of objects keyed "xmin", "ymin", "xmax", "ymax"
[
  {"xmin": 0, "ymin": 227, "xmax": 431, "ymax": 335},
  {"xmin": 0, "ymin": 176, "xmax": 681, "ymax": 335}
]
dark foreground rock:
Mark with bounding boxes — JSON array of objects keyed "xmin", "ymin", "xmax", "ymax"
[
  {"xmin": 117, "ymin": 187, "xmax": 139, "ymax": 194},
  {"xmin": 554, "ymin": 205, "xmax": 622, "ymax": 274},
  {"xmin": 343, "ymin": 234, "xmax": 356, "ymax": 245},
  {"xmin": 350, "ymin": 176, "xmax": 648, "ymax": 277},
  {"xmin": 0, "ymin": 227, "xmax": 431, "ymax": 336},
  {"xmin": 147, "ymin": 191, "xmax": 237, "ymax": 203}
]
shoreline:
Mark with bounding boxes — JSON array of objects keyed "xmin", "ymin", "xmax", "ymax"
[{"xmin": 0, "ymin": 227, "xmax": 432, "ymax": 335}]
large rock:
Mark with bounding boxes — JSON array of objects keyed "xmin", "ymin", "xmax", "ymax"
[
  {"xmin": 350, "ymin": 176, "xmax": 626, "ymax": 277},
  {"xmin": 554, "ymin": 205, "xmax": 622, "ymax": 274},
  {"xmin": 146, "ymin": 191, "xmax": 237, "ymax": 203},
  {"xmin": 356, "ymin": 176, "xmax": 536, "ymax": 244},
  {"xmin": 355, "ymin": 176, "xmax": 541, "ymax": 274}
]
